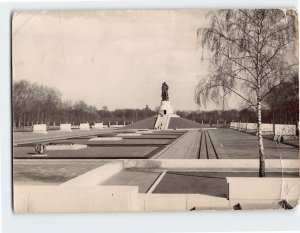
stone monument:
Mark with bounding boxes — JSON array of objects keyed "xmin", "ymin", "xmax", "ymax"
[
  {"xmin": 154, "ymin": 82, "xmax": 179, "ymax": 130},
  {"xmin": 158, "ymin": 82, "xmax": 174, "ymax": 115},
  {"xmin": 161, "ymin": 82, "xmax": 169, "ymax": 101}
]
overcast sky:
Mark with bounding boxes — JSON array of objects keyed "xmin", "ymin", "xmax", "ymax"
[{"xmin": 12, "ymin": 10, "xmax": 224, "ymax": 111}]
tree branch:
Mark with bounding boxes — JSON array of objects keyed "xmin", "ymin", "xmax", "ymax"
[{"xmin": 198, "ymin": 83, "xmax": 255, "ymax": 106}]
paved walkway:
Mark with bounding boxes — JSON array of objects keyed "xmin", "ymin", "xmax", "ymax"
[
  {"xmin": 156, "ymin": 130, "xmax": 201, "ymax": 159},
  {"xmin": 209, "ymin": 129, "xmax": 299, "ymax": 159}
]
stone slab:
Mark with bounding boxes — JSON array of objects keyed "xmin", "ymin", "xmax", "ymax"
[
  {"xmin": 89, "ymin": 137, "xmax": 122, "ymax": 141},
  {"xmin": 239, "ymin": 123, "xmax": 247, "ymax": 131},
  {"xmin": 116, "ymin": 133, "xmax": 142, "ymax": 137},
  {"xmin": 101, "ymin": 169, "xmax": 161, "ymax": 193},
  {"xmin": 61, "ymin": 161, "xmax": 124, "ymax": 187},
  {"xmin": 261, "ymin": 123, "xmax": 273, "ymax": 134},
  {"xmin": 33, "ymin": 124, "xmax": 47, "ymax": 134},
  {"xmin": 158, "ymin": 100, "xmax": 174, "ymax": 115},
  {"xmin": 93, "ymin": 123, "xmax": 104, "ymax": 129},
  {"xmin": 275, "ymin": 124, "xmax": 296, "ymax": 136},
  {"xmin": 124, "ymin": 159, "xmax": 300, "ymax": 171},
  {"xmin": 154, "ymin": 131, "xmax": 200, "ymax": 159},
  {"xmin": 79, "ymin": 123, "xmax": 90, "ymax": 130},
  {"xmin": 14, "ymin": 185, "xmax": 139, "ymax": 213},
  {"xmin": 226, "ymin": 177, "xmax": 300, "ymax": 201},
  {"xmin": 46, "ymin": 144, "xmax": 87, "ymax": 150},
  {"xmin": 60, "ymin": 123, "xmax": 72, "ymax": 132}
]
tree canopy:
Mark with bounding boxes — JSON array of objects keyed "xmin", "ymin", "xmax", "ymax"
[
  {"xmin": 195, "ymin": 9, "xmax": 298, "ymax": 177},
  {"xmin": 195, "ymin": 9, "xmax": 298, "ymax": 108},
  {"xmin": 12, "ymin": 80, "xmax": 156, "ymax": 127}
]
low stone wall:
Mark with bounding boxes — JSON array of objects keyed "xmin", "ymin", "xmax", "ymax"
[
  {"xmin": 123, "ymin": 159, "xmax": 299, "ymax": 171},
  {"xmin": 14, "ymin": 185, "xmax": 139, "ymax": 213},
  {"xmin": 261, "ymin": 123, "xmax": 273, "ymax": 135},
  {"xmin": 246, "ymin": 123, "xmax": 257, "ymax": 132},
  {"xmin": 139, "ymin": 193, "xmax": 230, "ymax": 211},
  {"xmin": 275, "ymin": 124, "xmax": 296, "ymax": 136},
  {"xmin": 226, "ymin": 177, "xmax": 300, "ymax": 203},
  {"xmin": 229, "ymin": 122, "xmax": 239, "ymax": 130},
  {"xmin": 239, "ymin": 123, "xmax": 247, "ymax": 131},
  {"xmin": 230, "ymin": 122, "xmax": 297, "ymax": 136}
]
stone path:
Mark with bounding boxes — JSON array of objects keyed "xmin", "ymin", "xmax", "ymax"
[
  {"xmin": 156, "ymin": 130, "xmax": 201, "ymax": 159},
  {"xmin": 209, "ymin": 128, "xmax": 299, "ymax": 159}
]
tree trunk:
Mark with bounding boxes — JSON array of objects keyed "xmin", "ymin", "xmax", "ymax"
[{"xmin": 257, "ymin": 99, "xmax": 265, "ymax": 177}]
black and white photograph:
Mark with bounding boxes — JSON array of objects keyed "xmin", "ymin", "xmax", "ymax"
[{"xmin": 12, "ymin": 9, "xmax": 299, "ymax": 212}]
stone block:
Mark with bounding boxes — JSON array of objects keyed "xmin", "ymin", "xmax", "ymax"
[
  {"xmin": 116, "ymin": 133, "xmax": 142, "ymax": 137},
  {"xmin": 275, "ymin": 124, "xmax": 296, "ymax": 136},
  {"xmin": 79, "ymin": 123, "xmax": 90, "ymax": 130},
  {"xmin": 261, "ymin": 123, "xmax": 274, "ymax": 134},
  {"xmin": 14, "ymin": 185, "xmax": 139, "ymax": 213},
  {"xmin": 158, "ymin": 100, "xmax": 174, "ymax": 115},
  {"xmin": 144, "ymin": 194, "xmax": 187, "ymax": 211},
  {"xmin": 246, "ymin": 123, "xmax": 257, "ymax": 132},
  {"xmin": 226, "ymin": 177, "xmax": 300, "ymax": 201},
  {"xmin": 33, "ymin": 124, "xmax": 47, "ymax": 134},
  {"xmin": 89, "ymin": 137, "xmax": 122, "ymax": 141},
  {"xmin": 46, "ymin": 144, "xmax": 87, "ymax": 150},
  {"xmin": 62, "ymin": 161, "xmax": 124, "ymax": 187},
  {"xmin": 60, "ymin": 123, "xmax": 72, "ymax": 132},
  {"xmin": 239, "ymin": 123, "xmax": 247, "ymax": 131},
  {"xmin": 93, "ymin": 122, "xmax": 104, "ymax": 129}
]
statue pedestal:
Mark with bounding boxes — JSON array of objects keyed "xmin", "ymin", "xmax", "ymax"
[
  {"xmin": 155, "ymin": 101, "xmax": 179, "ymax": 130},
  {"xmin": 158, "ymin": 101, "xmax": 174, "ymax": 115}
]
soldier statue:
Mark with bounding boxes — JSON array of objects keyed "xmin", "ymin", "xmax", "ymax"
[{"xmin": 161, "ymin": 82, "xmax": 169, "ymax": 101}]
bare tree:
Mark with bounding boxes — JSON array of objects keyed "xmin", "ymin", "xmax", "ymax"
[{"xmin": 195, "ymin": 9, "xmax": 298, "ymax": 177}]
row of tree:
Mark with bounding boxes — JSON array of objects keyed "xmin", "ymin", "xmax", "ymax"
[
  {"xmin": 13, "ymin": 80, "xmax": 156, "ymax": 127},
  {"xmin": 13, "ymin": 77, "xmax": 298, "ymax": 129},
  {"xmin": 179, "ymin": 75, "xmax": 298, "ymax": 125}
]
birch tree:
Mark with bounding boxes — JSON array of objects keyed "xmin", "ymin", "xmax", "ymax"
[{"xmin": 195, "ymin": 9, "xmax": 298, "ymax": 177}]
